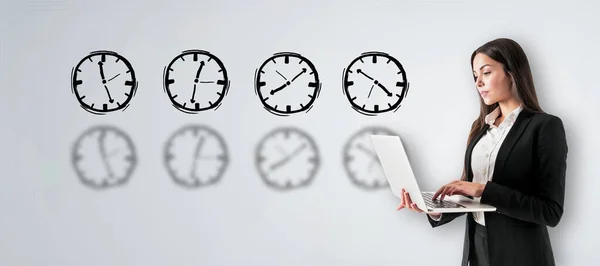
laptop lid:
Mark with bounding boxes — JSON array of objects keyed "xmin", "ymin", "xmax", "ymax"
[{"xmin": 369, "ymin": 134, "xmax": 429, "ymax": 212}]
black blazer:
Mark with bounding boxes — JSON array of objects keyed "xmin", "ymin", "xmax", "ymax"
[{"xmin": 427, "ymin": 108, "xmax": 568, "ymax": 266}]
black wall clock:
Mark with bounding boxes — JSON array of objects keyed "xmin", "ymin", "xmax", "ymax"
[
  {"xmin": 254, "ymin": 52, "xmax": 321, "ymax": 116},
  {"xmin": 342, "ymin": 51, "xmax": 409, "ymax": 116},
  {"xmin": 163, "ymin": 49, "xmax": 230, "ymax": 114},
  {"xmin": 71, "ymin": 50, "xmax": 138, "ymax": 114}
]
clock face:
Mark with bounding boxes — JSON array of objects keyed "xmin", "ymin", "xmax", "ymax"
[
  {"xmin": 71, "ymin": 125, "xmax": 137, "ymax": 189},
  {"xmin": 254, "ymin": 52, "xmax": 321, "ymax": 116},
  {"xmin": 342, "ymin": 126, "xmax": 397, "ymax": 190},
  {"xmin": 164, "ymin": 124, "xmax": 229, "ymax": 188},
  {"xmin": 255, "ymin": 127, "xmax": 320, "ymax": 191},
  {"xmin": 163, "ymin": 50, "xmax": 230, "ymax": 113},
  {"xmin": 71, "ymin": 50, "xmax": 138, "ymax": 114},
  {"xmin": 342, "ymin": 51, "xmax": 409, "ymax": 115}
]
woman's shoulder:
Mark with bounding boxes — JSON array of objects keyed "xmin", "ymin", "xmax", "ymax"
[{"xmin": 527, "ymin": 110, "xmax": 566, "ymax": 133}]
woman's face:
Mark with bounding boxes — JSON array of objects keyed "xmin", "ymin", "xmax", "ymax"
[{"xmin": 472, "ymin": 53, "xmax": 513, "ymax": 106}]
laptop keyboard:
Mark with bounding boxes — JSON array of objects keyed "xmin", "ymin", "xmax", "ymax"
[{"xmin": 421, "ymin": 192, "xmax": 466, "ymax": 209}]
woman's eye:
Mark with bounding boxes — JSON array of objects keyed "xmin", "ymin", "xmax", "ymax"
[{"xmin": 484, "ymin": 72, "xmax": 491, "ymax": 75}]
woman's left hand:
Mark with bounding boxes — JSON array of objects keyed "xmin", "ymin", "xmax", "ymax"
[{"xmin": 432, "ymin": 180, "xmax": 486, "ymax": 200}]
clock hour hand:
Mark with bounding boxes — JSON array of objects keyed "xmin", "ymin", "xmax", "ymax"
[
  {"xmin": 270, "ymin": 82, "xmax": 289, "ymax": 95},
  {"xmin": 194, "ymin": 61, "xmax": 205, "ymax": 83},
  {"xmin": 376, "ymin": 82, "xmax": 393, "ymax": 97},
  {"xmin": 190, "ymin": 136, "xmax": 206, "ymax": 178},
  {"xmin": 98, "ymin": 62, "xmax": 107, "ymax": 83},
  {"xmin": 103, "ymin": 85, "xmax": 114, "ymax": 103}
]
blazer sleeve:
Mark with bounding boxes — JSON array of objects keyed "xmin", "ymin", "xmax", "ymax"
[
  {"xmin": 480, "ymin": 115, "xmax": 568, "ymax": 227},
  {"xmin": 426, "ymin": 212, "xmax": 466, "ymax": 228}
]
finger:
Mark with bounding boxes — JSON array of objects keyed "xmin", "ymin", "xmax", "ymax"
[
  {"xmin": 400, "ymin": 190, "xmax": 409, "ymax": 210},
  {"xmin": 432, "ymin": 185, "xmax": 446, "ymax": 200},
  {"xmin": 396, "ymin": 202, "xmax": 404, "ymax": 210},
  {"xmin": 411, "ymin": 203, "xmax": 422, "ymax": 213},
  {"xmin": 405, "ymin": 191, "xmax": 414, "ymax": 211},
  {"xmin": 440, "ymin": 185, "xmax": 453, "ymax": 201}
]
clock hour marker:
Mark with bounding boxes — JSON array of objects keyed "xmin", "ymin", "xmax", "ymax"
[
  {"xmin": 258, "ymin": 81, "xmax": 266, "ymax": 87},
  {"xmin": 286, "ymin": 105, "xmax": 291, "ymax": 112},
  {"xmin": 166, "ymin": 79, "xmax": 175, "ymax": 85},
  {"xmin": 195, "ymin": 102, "xmax": 200, "ymax": 109},
  {"xmin": 216, "ymin": 80, "xmax": 225, "ymax": 85},
  {"xmin": 396, "ymin": 81, "xmax": 406, "ymax": 87},
  {"xmin": 372, "ymin": 55, "xmax": 377, "ymax": 63},
  {"xmin": 193, "ymin": 53, "xmax": 198, "ymax": 61},
  {"xmin": 124, "ymin": 80, "xmax": 133, "ymax": 86},
  {"xmin": 374, "ymin": 105, "xmax": 379, "ymax": 112},
  {"xmin": 308, "ymin": 82, "xmax": 317, "ymax": 88},
  {"xmin": 285, "ymin": 55, "xmax": 289, "ymax": 64},
  {"xmin": 74, "ymin": 80, "xmax": 83, "ymax": 86},
  {"xmin": 101, "ymin": 54, "xmax": 106, "ymax": 62},
  {"xmin": 103, "ymin": 104, "xmax": 107, "ymax": 110}
]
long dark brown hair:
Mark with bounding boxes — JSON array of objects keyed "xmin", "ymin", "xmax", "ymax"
[{"xmin": 460, "ymin": 38, "xmax": 544, "ymax": 181}]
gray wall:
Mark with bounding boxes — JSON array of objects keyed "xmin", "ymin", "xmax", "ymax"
[{"xmin": 1, "ymin": 0, "xmax": 598, "ymax": 265}]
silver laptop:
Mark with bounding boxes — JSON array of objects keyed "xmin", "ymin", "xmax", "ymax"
[{"xmin": 370, "ymin": 134, "xmax": 496, "ymax": 213}]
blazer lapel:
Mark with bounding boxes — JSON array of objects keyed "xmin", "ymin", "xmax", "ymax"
[{"xmin": 492, "ymin": 108, "xmax": 534, "ymax": 181}]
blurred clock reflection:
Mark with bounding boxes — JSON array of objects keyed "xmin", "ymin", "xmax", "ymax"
[{"xmin": 71, "ymin": 125, "xmax": 137, "ymax": 190}]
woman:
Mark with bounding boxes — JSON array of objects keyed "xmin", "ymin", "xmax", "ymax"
[{"xmin": 397, "ymin": 38, "xmax": 568, "ymax": 266}]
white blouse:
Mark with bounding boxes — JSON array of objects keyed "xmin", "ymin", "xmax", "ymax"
[{"xmin": 471, "ymin": 104, "xmax": 523, "ymax": 226}]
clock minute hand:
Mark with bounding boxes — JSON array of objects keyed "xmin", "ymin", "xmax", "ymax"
[
  {"xmin": 356, "ymin": 143, "xmax": 377, "ymax": 159},
  {"xmin": 290, "ymin": 68, "xmax": 307, "ymax": 82},
  {"xmin": 269, "ymin": 143, "xmax": 308, "ymax": 171},
  {"xmin": 356, "ymin": 69, "xmax": 374, "ymax": 81},
  {"xmin": 190, "ymin": 84, "xmax": 197, "ymax": 103},
  {"xmin": 104, "ymin": 85, "xmax": 114, "ymax": 103},
  {"xmin": 97, "ymin": 130, "xmax": 115, "ymax": 178}
]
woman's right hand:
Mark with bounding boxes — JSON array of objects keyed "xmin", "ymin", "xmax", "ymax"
[{"xmin": 396, "ymin": 188, "xmax": 442, "ymax": 219}]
